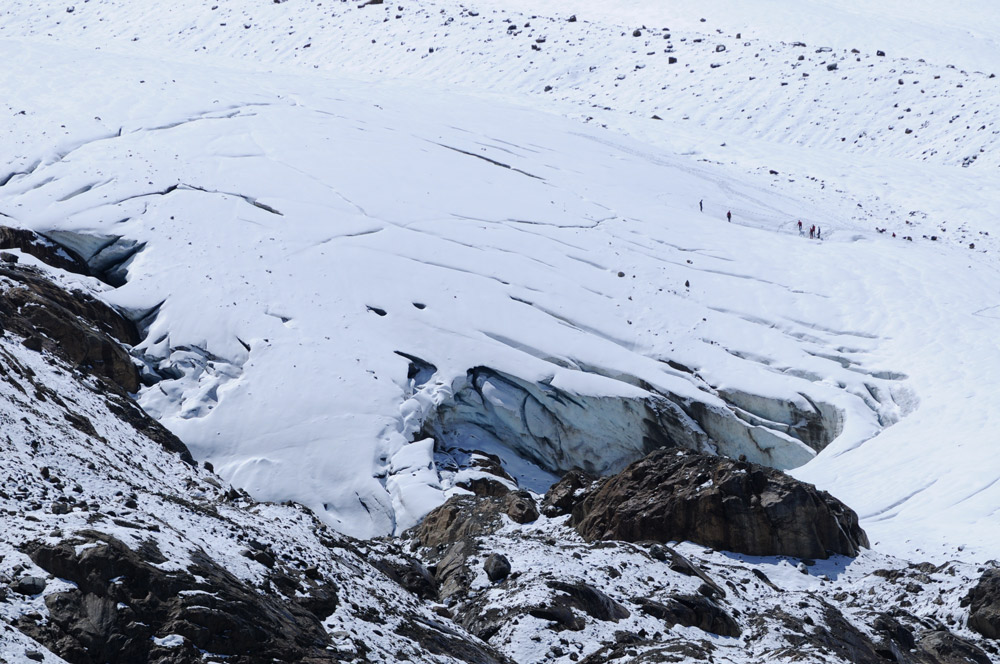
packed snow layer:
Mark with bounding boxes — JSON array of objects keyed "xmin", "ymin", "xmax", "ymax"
[{"xmin": 1, "ymin": 0, "xmax": 999, "ymax": 562}]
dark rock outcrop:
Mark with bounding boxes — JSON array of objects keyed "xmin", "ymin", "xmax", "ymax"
[
  {"xmin": 23, "ymin": 531, "xmax": 337, "ymax": 663},
  {"xmin": 636, "ymin": 595, "xmax": 741, "ymax": 637},
  {"xmin": 545, "ymin": 581, "xmax": 630, "ymax": 623},
  {"xmin": 483, "ymin": 553, "xmax": 511, "ymax": 583},
  {"xmin": 965, "ymin": 567, "xmax": 1000, "ymax": 639},
  {"xmin": 9, "ymin": 576, "xmax": 47, "ymax": 596},
  {"xmin": 0, "ymin": 260, "xmax": 140, "ymax": 392},
  {"xmin": 560, "ymin": 448, "xmax": 868, "ymax": 559},
  {"xmin": 540, "ymin": 469, "xmax": 593, "ymax": 517},
  {"xmin": 916, "ymin": 629, "xmax": 992, "ymax": 664}
]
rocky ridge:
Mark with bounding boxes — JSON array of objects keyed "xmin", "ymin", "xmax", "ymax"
[{"xmin": 402, "ymin": 467, "xmax": 997, "ymax": 664}]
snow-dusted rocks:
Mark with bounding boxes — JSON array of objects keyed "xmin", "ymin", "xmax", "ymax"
[
  {"xmin": 0, "ymin": 257, "xmax": 509, "ymax": 664},
  {"xmin": 400, "ymin": 486, "xmax": 995, "ymax": 664},
  {"xmin": 966, "ymin": 568, "xmax": 1000, "ymax": 640}
]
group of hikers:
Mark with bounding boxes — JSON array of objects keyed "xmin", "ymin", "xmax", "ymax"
[
  {"xmin": 699, "ymin": 200, "xmax": 821, "ymax": 239},
  {"xmin": 797, "ymin": 220, "xmax": 821, "ymax": 239}
]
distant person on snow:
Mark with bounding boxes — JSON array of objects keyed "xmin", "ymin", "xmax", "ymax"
[
  {"xmin": 726, "ymin": 210, "xmax": 732, "ymax": 222},
  {"xmin": 817, "ymin": 226, "xmax": 822, "ymax": 239},
  {"xmin": 809, "ymin": 225, "xmax": 815, "ymax": 239},
  {"xmin": 700, "ymin": 199, "xmax": 704, "ymax": 212},
  {"xmin": 797, "ymin": 220, "xmax": 803, "ymax": 234}
]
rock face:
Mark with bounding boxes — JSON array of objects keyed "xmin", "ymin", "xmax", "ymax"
[
  {"xmin": 24, "ymin": 532, "xmax": 335, "ymax": 664},
  {"xmin": 560, "ymin": 448, "xmax": 868, "ymax": 559},
  {"xmin": 636, "ymin": 595, "xmax": 741, "ymax": 637},
  {"xmin": 966, "ymin": 567, "xmax": 1000, "ymax": 639},
  {"xmin": 0, "ymin": 259, "xmax": 140, "ymax": 392}
]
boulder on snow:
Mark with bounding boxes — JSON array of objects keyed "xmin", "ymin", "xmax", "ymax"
[
  {"xmin": 483, "ymin": 553, "xmax": 511, "ymax": 583},
  {"xmin": 557, "ymin": 448, "xmax": 868, "ymax": 559},
  {"xmin": 10, "ymin": 575, "xmax": 47, "ymax": 596}
]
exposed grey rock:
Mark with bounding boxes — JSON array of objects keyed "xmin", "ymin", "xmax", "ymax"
[
  {"xmin": 916, "ymin": 629, "xmax": 992, "ymax": 664},
  {"xmin": 10, "ymin": 575, "xmax": 46, "ymax": 596},
  {"xmin": 636, "ymin": 594, "xmax": 740, "ymax": 637}
]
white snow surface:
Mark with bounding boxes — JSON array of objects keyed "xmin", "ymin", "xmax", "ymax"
[{"xmin": 1, "ymin": 0, "xmax": 999, "ymax": 561}]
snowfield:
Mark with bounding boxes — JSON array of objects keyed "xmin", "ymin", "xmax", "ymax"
[{"xmin": 1, "ymin": 0, "xmax": 999, "ymax": 566}]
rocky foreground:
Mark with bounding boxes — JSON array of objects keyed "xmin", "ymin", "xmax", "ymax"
[{"xmin": 0, "ymin": 233, "xmax": 996, "ymax": 663}]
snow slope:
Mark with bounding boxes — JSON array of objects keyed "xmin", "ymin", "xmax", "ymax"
[{"xmin": 1, "ymin": 0, "xmax": 999, "ymax": 563}]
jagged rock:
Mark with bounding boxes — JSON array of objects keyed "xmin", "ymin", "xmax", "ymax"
[
  {"xmin": 24, "ymin": 531, "xmax": 337, "ymax": 663},
  {"xmin": 965, "ymin": 567, "xmax": 1000, "ymax": 639},
  {"xmin": 435, "ymin": 541, "xmax": 477, "ymax": 601},
  {"xmin": 409, "ymin": 495, "xmax": 508, "ymax": 550},
  {"xmin": 566, "ymin": 448, "xmax": 868, "ymax": 558},
  {"xmin": 483, "ymin": 553, "xmax": 511, "ymax": 583},
  {"xmin": 394, "ymin": 616, "xmax": 513, "ymax": 664},
  {"xmin": 636, "ymin": 595, "xmax": 740, "ymax": 637},
  {"xmin": 370, "ymin": 554, "xmax": 437, "ymax": 600},
  {"xmin": 503, "ymin": 491, "xmax": 538, "ymax": 524},
  {"xmin": 546, "ymin": 581, "xmax": 629, "ymax": 622},
  {"xmin": 916, "ymin": 629, "xmax": 992, "ymax": 663},
  {"xmin": 9, "ymin": 575, "xmax": 46, "ymax": 596},
  {"xmin": 0, "ymin": 261, "xmax": 139, "ymax": 392},
  {"xmin": 541, "ymin": 469, "xmax": 593, "ymax": 517}
]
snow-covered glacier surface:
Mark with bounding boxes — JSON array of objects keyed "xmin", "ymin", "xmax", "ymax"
[{"xmin": 1, "ymin": 0, "xmax": 999, "ymax": 562}]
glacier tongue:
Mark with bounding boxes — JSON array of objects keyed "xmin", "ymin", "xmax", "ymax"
[{"xmin": 0, "ymin": 37, "xmax": 957, "ymax": 549}]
